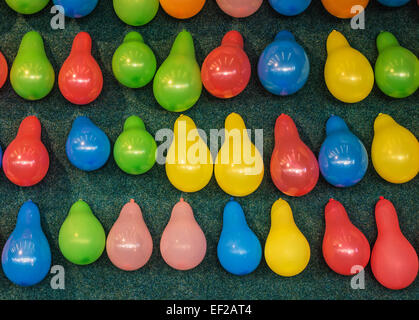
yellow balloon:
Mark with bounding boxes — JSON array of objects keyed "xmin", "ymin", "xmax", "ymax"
[
  {"xmin": 324, "ymin": 30, "xmax": 374, "ymax": 103},
  {"xmin": 166, "ymin": 115, "xmax": 213, "ymax": 192},
  {"xmin": 214, "ymin": 113, "xmax": 264, "ymax": 197},
  {"xmin": 265, "ymin": 199, "xmax": 310, "ymax": 277},
  {"xmin": 372, "ymin": 113, "xmax": 419, "ymax": 184}
]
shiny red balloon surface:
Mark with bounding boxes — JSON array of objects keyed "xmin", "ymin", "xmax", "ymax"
[
  {"xmin": 59, "ymin": 32, "xmax": 103, "ymax": 105},
  {"xmin": 371, "ymin": 197, "xmax": 418, "ymax": 290},
  {"xmin": 3, "ymin": 116, "xmax": 49, "ymax": 187},
  {"xmin": 270, "ymin": 114, "xmax": 319, "ymax": 196},
  {"xmin": 322, "ymin": 199, "xmax": 370, "ymax": 275},
  {"xmin": 0, "ymin": 50, "xmax": 7, "ymax": 88},
  {"xmin": 201, "ymin": 30, "xmax": 251, "ymax": 99}
]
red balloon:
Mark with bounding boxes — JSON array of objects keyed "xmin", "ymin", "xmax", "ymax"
[
  {"xmin": 270, "ymin": 114, "xmax": 319, "ymax": 196},
  {"xmin": 201, "ymin": 30, "xmax": 251, "ymax": 99},
  {"xmin": 3, "ymin": 116, "xmax": 49, "ymax": 187},
  {"xmin": 0, "ymin": 50, "xmax": 7, "ymax": 89},
  {"xmin": 371, "ymin": 197, "xmax": 418, "ymax": 290},
  {"xmin": 322, "ymin": 199, "xmax": 370, "ymax": 275},
  {"xmin": 59, "ymin": 32, "xmax": 103, "ymax": 105}
]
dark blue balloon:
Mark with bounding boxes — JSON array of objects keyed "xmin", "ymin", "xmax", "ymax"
[
  {"xmin": 53, "ymin": 0, "xmax": 98, "ymax": 18},
  {"xmin": 66, "ymin": 116, "xmax": 111, "ymax": 171},
  {"xmin": 217, "ymin": 198, "xmax": 262, "ymax": 276},
  {"xmin": 258, "ymin": 31, "xmax": 309, "ymax": 96},
  {"xmin": 319, "ymin": 116, "xmax": 368, "ymax": 188},
  {"xmin": 378, "ymin": 0, "xmax": 410, "ymax": 7},
  {"xmin": 2, "ymin": 201, "xmax": 51, "ymax": 287},
  {"xmin": 269, "ymin": 0, "xmax": 311, "ymax": 16}
]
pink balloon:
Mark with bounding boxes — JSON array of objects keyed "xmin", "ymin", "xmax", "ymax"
[
  {"xmin": 216, "ymin": 0, "xmax": 263, "ymax": 18},
  {"xmin": 160, "ymin": 198, "xmax": 207, "ymax": 271},
  {"xmin": 106, "ymin": 199, "xmax": 153, "ymax": 271}
]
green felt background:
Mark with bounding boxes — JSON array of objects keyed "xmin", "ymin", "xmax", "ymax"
[{"xmin": 0, "ymin": 0, "xmax": 418, "ymax": 300}]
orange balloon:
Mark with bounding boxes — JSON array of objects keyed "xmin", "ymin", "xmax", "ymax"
[
  {"xmin": 321, "ymin": 0, "xmax": 369, "ymax": 18},
  {"xmin": 160, "ymin": 0, "xmax": 206, "ymax": 19}
]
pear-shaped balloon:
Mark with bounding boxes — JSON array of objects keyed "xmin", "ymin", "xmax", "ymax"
[
  {"xmin": 5, "ymin": 0, "xmax": 49, "ymax": 14},
  {"xmin": 66, "ymin": 116, "xmax": 111, "ymax": 171},
  {"xmin": 160, "ymin": 198, "xmax": 206, "ymax": 270},
  {"xmin": 215, "ymin": 113, "xmax": 264, "ymax": 197},
  {"xmin": 10, "ymin": 31, "xmax": 55, "ymax": 101},
  {"xmin": 113, "ymin": 0, "xmax": 159, "ymax": 26},
  {"xmin": 270, "ymin": 114, "xmax": 319, "ymax": 197},
  {"xmin": 375, "ymin": 31, "xmax": 418, "ymax": 98},
  {"xmin": 321, "ymin": 0, "xmax": 369, "ymax": 19},
  {"xmin": 153, "ymin": 30, "xmax": 202, "ymax": 112},
  {"xmin": 217, "ymin": 198, "xmax": 262, "ymax": 276},
  {"xmin": 106, "ymin": 199, "xmax": 153, "ymax": 271},
  {"xmin": 0, "ymin": 50, "xmax": 7, "ymax": 89},
  {"xmin": 319, "ymin": 115, "xmax": 368, "ymax": 187},
  {"xmin": 265, "ymin": 199, "xmax": 310, "ymax": 277},
  {"xmin": 1, "ymin": 200, "xmax": 51, "ymax": 287},
  {"xmin": 113, "ymin": 116, "xmax": 157, "ymax": 175},
  {"xmin": 269, "ymin": 0, "xmax": 311, "ymax": 16},
  {"xmin": 378, "ymin": 0, "xmax": 410, "ymax": 6},
  {"xmin": 160, "ymin": 0, "xmax": 206, "ymax": 19},
  {"xmin": 166, "ymin": 115, "xmax": 213, "ymax": 192},
  {"xmin": 216, "ymin": 0, "xmax": 262, "ymax": 18},
  {"xmin": 112, "ymin": 32, "xmax": 157, "ymax": 89},
  {"xmin": 53, "ymin": 0, "xmax": 98, "ymax": 18},
  {"xmin": 59, "ymin": 200, "xmax": 106, "ymax": 265},
  {"xmin": 372, "ymin": 113, "xmax": 419, "ymax": 183},
  {"xmin": 324, "ymin": 30, "xmax": 374, "ymax": 103}
]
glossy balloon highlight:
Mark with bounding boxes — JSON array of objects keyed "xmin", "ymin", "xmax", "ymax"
[
  {"xmin": 160, "ymin": 0, "xmax": 205, "ymax": 19},
  {"xmin": 5, "ymin": 0, "xmax": 49, "ymax": 14},
  {"xmin": 321, "ymin": 0, "xmax": 369, "ymax": 18},
  {"xmin": 53, "ymin": 0, "xmax": 98, "ymax": 18},
  {"xmin": 216, "ymin": 0, "xmax": 262, "ymax": 18},
  {"xmin": 113, "ymin": 0, "xmax": 159, "ymax": 26},
  {"xmin": 269, "ymin": 0, "xmax": 311, "ymax": 16}
]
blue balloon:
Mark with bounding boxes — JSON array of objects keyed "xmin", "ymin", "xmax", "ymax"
[
  {"xmin": 269, "ymin": 0, "xmax": 311, "ymax": 16},
  {"xmin": 53, "ymin": 0, "xmax": 98, "ymax": 18},
  {"xmin": 318, "ymin": 116, "xmax": 368, "ymax": 188},
  {"xmin": 2, "ymin": 201, "xmax": 51, "ymax": 287},
  {"xmin": 258, "ymin": 31, "xmax": 310, "ymax": 96},
  {"xmin": 66, "ymin": 116, "xmax": 111, "ymax": 171},
  {"xmin": 378, "ymin": 0, "xmax": 410, "ymax": 7},
  {"xmin": 217, "ymin": 198, "xmax": 262, "ymax": 276}
]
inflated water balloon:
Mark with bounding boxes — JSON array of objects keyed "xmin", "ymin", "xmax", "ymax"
[
  {"xmin": 59, "ymin": 32, "xmax": 103, "ymax": 105},
  {"xmin": 324, "ymin": 30, "xmax": 374, "ymax": 103},
  {"xmin": 371, "ymin": 197, "xmax": 418, "ymax": 290},
  {"xmin": 258, "ymin": 31, "xmax": 309, "ymax": 96},
  {"xmin": 106, "ymin": 199, "xmax": 153, "ymax": 271},
  {"xmin": 378, "ymin": 0, "xmax": 410, "ymax": 6},
  {"xmin": 113, "ymin": 0, "xmax": 159, "ymax": 26},
  {"xmin": 59, "ymin": 200, "xmax": 106, "ymax": 265},
  {"xmin": 1, "ymin": 201, "xmax": 51, "ymax": 287},
  {"xmin": 217, "ymin": 198, "xmax": 262, "ymax": 276},
  {"xmin": 201, "ymin": 31, "xmax": 251, "ymax": 99},
  {"xmin": 265, "ymin": 199, "xmax": 310, "ymax": 277},
  {"xmin": 322, "ymin": 199, "xmax": 370, "ymax": 276},
  {"xmin": 160, "ymin": 0, "xmax": 205, "ymax": 19},
  {"xmin": 166, "ymin": 115, "xmax": 213, "ymax": 192},
  {"xmin": 160, "ymin": 198, "xmax": 206, "ymax": 270},
  {"xmin": 5, "ymin": 0, "xmax": 49, "ymax": 14},
  {"xmin": 10, "ymin": 31, "xmax": 54, "ymax": 101},
  {"xmin": 375, "ymin": 31, "xmax": 418, "ymax": 98},
  {"xmin": 114, "ymin": 116, "xmax": 157, "ymax": 175},
  {"xmin": 270, "ymin": 114, "xmax": 319, "ymax": 197},
  {"xmin": 3, "ymin": 116, "xmax": 49, "ymax": 187},
  {"xmin": 319, "ymin": 115, "xmax": 368, "ymax": 187},
  {"xmin": 372, "ymin": 113, "xmax": 419, "ymax": 183},
  {"xmin": 153, "ymin": 31, "xmax": 202, "ymax": 112},
  {"xmin": 0, "ymin": 50, "xmax": 7, "ymax": 89},
  {"xmin": 216, "ymin": 0, "xmax": 262, "ymax": 18},
  {"xmin": 53, "ymin": 0, "xmax": 98, "ymax": 18},
  {"xmin": 66, "ymin": 116, "xmax": 110, "ymax": 171},
  {"xmin": 269, "ymin": 0, "xmax": 311, "ymax": 16},
  {"xmin": 321, "ymin": 0, "xmax": 369, "ymax": 18},
  {"xmin": 215, "ymin": 113, "xmax": 264, "ymax": 197},
  {"xmin": 112, "ymin": 32, "xmax": 157, "ymax": 89}
]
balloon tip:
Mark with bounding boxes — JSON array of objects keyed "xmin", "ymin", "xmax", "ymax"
[
  {"xmin": 180, "ymin": 197, "xmax": 184, "ymax": 202},
  {"xmin": 229, "ymin": 197, "xmax": 234, "ymax": 201},
  {"xmin": 130, "ymin": 199, "xmax": 135, "ymax": 203},
  {"xmin": 379, "ymin": 196, "xmax": 385, "ymax": 200}
]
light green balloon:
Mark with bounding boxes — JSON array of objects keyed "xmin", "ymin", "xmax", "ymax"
[
  {"xmin": 113, "ymin": 0, "xmax": 159, "ymax": 26},
  {"xmin": 5, "ymin": 0, "xmax": 49, "ymax": 14},
  {"xmin": 153, "ymin": 30, "xmax": 202, "ymax": 112},
  {"xmin": 112, "ymin": 32, "xmax": 157, "ymax": 88},
  {"xmin": 113, "ymin": 116, "xmax": 157, "ymax": 175},
  {"xmin": 58, "ymin": 200, "xmax": 106, "ymax": 265},
  {"xmin": 10, "ymin": 31, "xmax": 55, "ymax": 101}
]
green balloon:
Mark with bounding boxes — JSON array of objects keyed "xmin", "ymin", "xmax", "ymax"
[
  {"xmin": 10, "ymin": 31, "xmax": 55, "ymax": 101},
  {"xmin": 153, "ymin": 30, "xmax": 202, "ymax": 112},
  {"xmin": 5, "ymin": 0, "xmax": 49, "ymax": 14},
  {"xmin": 113, "ymin": 0, "xmax": 159, "ymax": 26},
  {"xmin": 375, "ymin": 31, "xmax": 419, "ymax": 98},
  {"xmin": 58, "ymin": 200, "xmax": 106, "ymax": 265},
  {"xmin": 113, "ymin": 116, "xmax": 157, "ymax": 175},
  {"xmin": 112, "ymin": 32, "xmax": 157, "ymax": 89}
]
